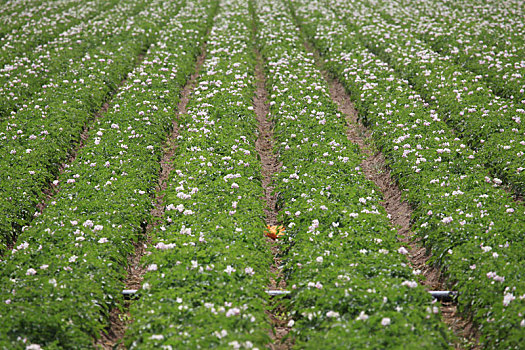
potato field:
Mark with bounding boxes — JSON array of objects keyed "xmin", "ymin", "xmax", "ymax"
[{"xmin": 0, "ymin": 0, "xmax": 524, "ymax": 348}]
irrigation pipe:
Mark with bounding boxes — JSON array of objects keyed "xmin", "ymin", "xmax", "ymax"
[{"xmin": 122, "ymin": 289, "xmax": 457, "ymax": 301}]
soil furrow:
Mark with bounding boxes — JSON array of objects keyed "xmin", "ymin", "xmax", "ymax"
[
  {"xmin": 305, "ymin": 41, "xmax": 480, "ymax": 349},
  {"xmin": 96, "ymin": 44, "xmax": 208, "ymax": 350},
  {"xmin": 253, "ymin": 51, "xmax": 291, "ymax": 350},
  {"xmin": 254, "ymin": 54, "xmax": 280, "ymax": 228}
]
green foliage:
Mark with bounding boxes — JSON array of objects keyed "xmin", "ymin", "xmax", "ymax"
[
  {"xmin": 292, "ymin": 0, "xmax": 525, "ymax": 347},
  {"xmin": 0, "ymin": 0, "xmax": 206, "ymax": 347},
  {"xmin": 258, "ymin": 0, "xmax": 452, "ymax": 347},
  {"xmin": 125, "ymin": 1, "xmax": 273, "ymax": 348}
]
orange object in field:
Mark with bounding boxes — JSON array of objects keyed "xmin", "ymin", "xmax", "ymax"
[{"xmin": 265, "ymin": 225, "xmax": 285, "ymax": 239}]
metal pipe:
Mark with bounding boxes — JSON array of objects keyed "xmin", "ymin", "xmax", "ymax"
[
  {"xmin": 122, "ymin": 289, "xmax": 139, "ymax": 299},
  {"xmin": 122, "ymin": 289, "xmax": 457, "ymax": 301},
  {"xmin": 266, "ymin": 290, "xmax": 291, "ymax": 296},
  {"xmin": 429, "ymin": 291, "xmax": 457, "ymax": 301},
  {"xmin": 265, "ymin": 290, "xmax": 459, "ymax": 300}
]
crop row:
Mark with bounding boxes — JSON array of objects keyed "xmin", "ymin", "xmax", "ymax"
[
  {"xmin": 0, "ymin": 0, "xmax": 148, "ymax": 119},
  {"xmin": 0, "ymin": 0, "xmax": 39, "ymax": 17},
  {"xmin": 350, "ymin": 0, "xmax": 525, "ymax": 105},
  {"xmin": 291, "ymin": 0, "xmax": 525, "ymax": 347},
  {"xmin": 0, "ymin": 0, "xmax": 76, "ymax": 39},
  {"xmin": 0, "ymin": 0, "xmax": 185, "ymax": 252},
  {"xmin": 379, "ymin": 0, "xmax": 524, "ymax": 100},
  {"xmin": 0, "ymin": 0, "xmax": 60, "ymax": 39},
  {"xmin": 126, "ymin": 0, "xmax": 274, "ymax": 348},
  {"xmin": 0, "ymin": 0, "xmax": 215, "ymax": 347},
  {"xmin": 326, "ymin": 0, "xmax": 525, "ymax": 197},
  {"xmin": 255, "ymin": 0, "xmax": 451, "ymax": 348},
  {"xmin": 441, "ymin": 0, "xmax": 525, "ymax": 30},
  {"xmin": 0, "ymin": 0, "xmax": 116, "ymax": 69},
  {"xmin": 369, "ymin": 0, "xmax": 525, "ymax": 103}
]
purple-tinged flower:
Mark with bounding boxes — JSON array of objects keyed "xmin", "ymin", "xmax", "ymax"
[
  {"xmin": 224, "ymin": 265, "xmax": 236, "ymax": 275},
  {"xmin": 442, "ymin": 216, "xmax": 453, "ymax": 224},
  {"xmin": 503, "ymin": 293, "xmax": 515, "ymax": 307},
  {"xmin": 398, "ymin": 247, "xmax": 409, "ymax": 255}
]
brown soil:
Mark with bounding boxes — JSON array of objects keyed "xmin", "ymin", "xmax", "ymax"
[
  {"xmin": 253, "ymin": 51, "xmax": 292, "ymax": 350},
  {"xmin": 95, "ymin": 46, "xmax": 208, "ymax": 350},
  {"xmin": 254, "ymin": 53, "xmax": 281, "ymax": 227},
  {"xmin": 303, "ymin": 42, "xmax": 480, "ymax": 349}
]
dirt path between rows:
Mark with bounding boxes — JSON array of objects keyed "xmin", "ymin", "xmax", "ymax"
[
  {"xmin": 306, "ymin": 42, "xmax": 480, "ymax": 349},
  {"xmin": 254, "ymin": 54, "xmax": 280, "ymax": 228},
  {"xmin": 96, "ymin": 45, "xmax": 208, "ymax": 350},
  {"xmin": 253, "ymin": 50, "xmax": 292, "ymax": 350}
]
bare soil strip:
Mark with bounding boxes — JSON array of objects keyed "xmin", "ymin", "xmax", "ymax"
[
  {"xmin": 254, "ymin": 54, "xmax": 280, "ymax": 228},
  {"xmin": 302, "ymin": 41, "xmax": 480, "ymax": 349},
  {"xmin": 96, "ymin": 45, "xmax": 208, "ymax": 350},
  {"xmin": 253, "ymin": 51, "xmax": 292, "ymax": 350}
]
